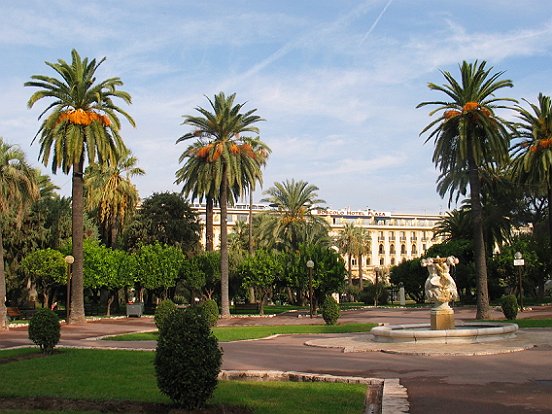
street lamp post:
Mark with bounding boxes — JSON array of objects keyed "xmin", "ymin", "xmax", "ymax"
[
  {"xmin": 306, "ymin": 260, "xmax": 314, "ymax": 318},
  {"xmin": 513, "ymin": 252, "xmax": 524, "ymax": 312},
  {"xmin": 64, "ymin": 255, "xmax": 74, "ymax": 323}
]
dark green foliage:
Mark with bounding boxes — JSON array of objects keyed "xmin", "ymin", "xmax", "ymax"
[
  {"xmin": 154, "ymin": 299, "xmax": 177, "ymax": 331},
  {"xmin": 28, "ymin": 308, "xmax": 60, "ymax": 354},
  {"xmin": 321, "ymin": 296, "xmax": 340, "ymax": 325},
  {"xmin": 155, "ymin": 308, "xmax": 222, "ymax": 409},
  {"xmin": 199, "ymin": 299, "xmax": 219, "ymax": 327},
  {"xmin": 359, "ymin": 283, "xmax": 389, "ymax": 306},
  {"xmin": 501, "ymin": 295, "xmax": 518, "ymax": 320}
]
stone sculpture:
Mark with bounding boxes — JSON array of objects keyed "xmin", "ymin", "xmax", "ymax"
[{"xmin": 421, "ymin": 256, "xmax": 459, "ymax": 329}]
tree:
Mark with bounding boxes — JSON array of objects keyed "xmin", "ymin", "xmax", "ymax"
[
  {"xmin": 510, "ymin": 93, "xmax": 552, "ymax": 288},
  {"xmin": 0, "ymin": 138, "xmax": 39, "ymax": 330},
  {"xmin": 123, "ymin": 192, "xmax": 201, "ymax": 253},
  {"xmin": 390, "ymin": 258, "xmax": 426, "ymax": 304},
  {"xmin": 26, "ymin": 49, "xmax": 135, "ymax": 324},
  {"xmin": 134, "ymin": 243, "xmax": 186, "ymax": 301},
  {"xmin": 352, "ymin": 226, "xmax": 371, "ymax": 290},
  {"xmin": 239, "ymin": 249, "xmax": 284, "ymax": 314},
  {"xmin": 334, "ymin": 222, "xmax": 357, "ymax": 290},
  {"xmin": 417, "ymin": 60, "xmax": 515, "ymax": 319},
  {"xmin": 19, "ymin": 248, "xmax": 66, "ymax": 309},
  {"xmin": 85, "ymin": 148, "xmax": 144, "ymax": 247},
  {"xmin": 260, "ymin": 179, "xmax": 329, "ymax": 252},
  {"xmin": 177, "ymin": 92, "xmax": 265, "ymax": 318}
]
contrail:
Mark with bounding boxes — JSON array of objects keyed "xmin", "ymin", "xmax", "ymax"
[{"xmin": 359, "ymin": 0, "xmax": 393, "ymax": 46}]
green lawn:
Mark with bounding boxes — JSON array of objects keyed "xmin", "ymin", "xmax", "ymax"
[
  {"xmin": 0, "ymin": 348, "xmax": 366, "ymax": 414},
  {"xmin": 489, "ymin": 318, "xmax": 552, "ymax": 328},
  {"xmin": 106, "ymin": 322, "xmax": 377, "ymax": 342}
]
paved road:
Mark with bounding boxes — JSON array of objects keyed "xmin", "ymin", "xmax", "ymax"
[{"xmin": 2, "ymin": 306, "xmax": 552, "ymax": 413}]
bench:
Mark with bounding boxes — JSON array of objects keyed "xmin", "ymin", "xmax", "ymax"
[
  {"xmin": 7, "ymin": 307, "xmax": 22, "ymax": 320},
  {"xmin": 233, "ymin": 303, "xmax": 261, "ymax": 313}
]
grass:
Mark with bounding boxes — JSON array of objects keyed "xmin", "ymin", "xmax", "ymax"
[
  {"xmin": 487, "ymin": 318, "xmax": 552, "ymax": 328},
  {"xmin": 0, "ymin": 348, "xmax": 366, "ymax": 414},
  {"xmin": 106, "ymin": 322, "xmax": 377, "ymax": 342}
]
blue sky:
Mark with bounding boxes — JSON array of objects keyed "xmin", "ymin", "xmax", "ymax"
[{"xmin": 1, "ymin": 0, "xmax": 551, "ymax": 214}]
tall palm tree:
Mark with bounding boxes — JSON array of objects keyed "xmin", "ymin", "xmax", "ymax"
[
  {"xmin": 177, "ymin": 92, "xmax": 265, "ymax": 318},
  {"xmin": 510, "ymin": 93, "xmax": 552, "ymax": 282},
  {"xmin": 25, "ymin": 49, "xmax": 135, "ymax": 323},
  {"xmin": 352, "ymin": 226, "xmax": 371, "ymax": 290},
  {"xmin": 260, "ymin": 179, "xmax": 329, "ymax": 252},
  {"xmin": 334, "ymin": 222, "xmax": 357, "ymax": 289},
  {"xmin": 85, "ymin": 148, "xmax": 144, "ymax": 247},
  {"xmin": 0, "ymin": 138, "xmax": 39, "ymax": 330},
  {"xmin": 417, "ymin": 60, "xmax": 515, "ymax": 319}
]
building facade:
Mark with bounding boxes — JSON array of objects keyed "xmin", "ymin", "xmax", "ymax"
[{"xmin": 191, "ymin": 203, "xmax": 444, "ymax": 284}]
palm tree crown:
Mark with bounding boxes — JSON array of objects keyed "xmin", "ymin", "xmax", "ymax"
[{"xmin": 417, "ymin": 60, "xmax": 516, "ymax": 320}]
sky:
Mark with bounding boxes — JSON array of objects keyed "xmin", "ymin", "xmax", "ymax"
[{"xmin": 0, "ymin": 0, "xmax": 551, "ymax": 214}]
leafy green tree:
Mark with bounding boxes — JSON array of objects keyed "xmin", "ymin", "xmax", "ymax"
[
  {"xmin": 123, "ymin": 192, "xmax": 201, "ymax": 253},
  {"xmin": 26, "ymin": 49, "xmax": 135, "ymax": 324},
  {"xmin": 417, "ymin": 60, "xmax": 516, "ymax": 319},
  {"xmin": 177, "ymin": 92, "xmax": 265, "ymax": 318},
  {"xmin": 239, "ymin": 249, "xmax": 284, "ymax": 314},
  {"xmin": 134, "ymin": 243, "xmax": 186, "ymax": 300},
  {"xmin": 390, "ymin": 258, "xmax": 426, "ymax": 303},
  {"xmin": 0, "ymin": 138, "xmax": 39, "ymax": 330},
  {"xmin": 352, "ymin": 226, "xmax": 371, "ymax": 290},
  {"xmin": 259, "ymin": 179, "xmax": 329, "ymax": 252},
  {"xmin": 19, "ymin": 248, "xmax": 66, "ymax": 309},
  {"xmin": 192, "ymin": 251, "xmax": 221, "ymax": 300}
]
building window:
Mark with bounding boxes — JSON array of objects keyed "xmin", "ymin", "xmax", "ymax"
[
  {"xmin": 379, "ymin": 244, "xmax": 385, "ymax": 255},
  {"xmin": 390, "ymin": 244, "xmax": 396, "ymax": 254},
  {"xmin": 412, "ymin": 244, "xmax": 417, "ymax": 254},
  {"xmin": 401, "ymin": 244, "xmax": 406, "ymax": 254},
  {"xmin": 379, "ymin": 257, "xmax": 385, "ymax": 266},
  {"xmin": 391, "ymin": 258, "xmax": 395, "ymax": 265}
]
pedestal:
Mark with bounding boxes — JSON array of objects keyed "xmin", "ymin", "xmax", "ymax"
[{"xmin": 430, "ymin": 307, "xmax": 455, "ymax": 330}]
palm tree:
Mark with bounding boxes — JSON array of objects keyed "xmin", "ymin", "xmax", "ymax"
[
  {"xmin": 334, "ymin": 222, "xmax": 357, "ymax": 289},
  {"xmin": 175, "ymin": 140, "xmax": 219, "ymax": 251},
  {"xmin": 85, "ymin": 148, "xmax": 144, "ymax": 247},
  {"xmin": 352, "ymin": 226, "xmax": 371, "ymax": 291},
  {"xmin": 260, "ymin": 179, "xmax": 329, "ymax": 252},
  {"xmin": 25, "ymin": 49, "xmax": 135, "ymax": 324},
  {"xmin": 511, "ymin": 93, "xmax": 552, "ymax": 285},
  {"xmin": 177, "ymin": 92, "xmax": 265, "ymax": 318},
  {"xmin": 0, "ymin": 138, "xmax": 39, "ymax": 330},
  {"xmin": 417, "ymin": 60, "xmax": 515, "ymax": 319}
]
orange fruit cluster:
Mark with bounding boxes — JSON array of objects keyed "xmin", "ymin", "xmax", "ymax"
[{"xmin": 58, "ymin": 109, "xmax": 111, "ymax": 126}]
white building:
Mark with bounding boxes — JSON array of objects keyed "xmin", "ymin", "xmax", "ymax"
[{"xmin": 191, "ymin": 203, "xmax": 445, "ymax": 284}]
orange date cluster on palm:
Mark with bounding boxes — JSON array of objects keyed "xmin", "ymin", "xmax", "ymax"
[
  {"xmin": 194, "ymin": 142, "xmax": 256, "ymax": 161},
  {"xmin": 443, "ymin": 101, "xmax": 491, "ymax": 121},
  {"xmin": 58, "ymin": 109, "xmax": 111, "ymax": 127},
  {"xmin": 529, "ymin": 137, "xmax": 552, "ymax": 152}
]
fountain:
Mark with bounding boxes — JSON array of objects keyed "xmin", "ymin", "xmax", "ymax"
[{"xmin": 370, "ymin": 256, "xmax": 518, "ymax": 344}]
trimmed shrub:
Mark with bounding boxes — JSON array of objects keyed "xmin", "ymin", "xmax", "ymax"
[
  {"xmin": 321, "ymin": 296, "xmax": 340, "ymax": 325},
  {"xmin": 155, "ymin": 308, "xmax": 222, "ymax": 409},
  {"xmin": 154, "ymin": 299, "xmax": 177, "ymax": 331},
  {"xmin": 199, "ymin": 299, "xmax": 219, "ymax": 327},
  {"xmin": 501, "ymin": 295, "xmax": 518, "ymax": 320},
  {"xmin": 28, "ymin": 308, "xmax": 60, "ymax": 354}
]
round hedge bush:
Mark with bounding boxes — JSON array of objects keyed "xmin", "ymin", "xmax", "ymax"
[
  {"xmin": 155, "ymin": 308, "xmax": 222, "ymax": 409},
  {"xmin": 28, "ymin": 308, "xmax": 60, "ymax": 354},
  {"xmin": 501, "ymin": 294, "xmax": 518, "ymax": 320},
  {"xmin": 321, "ymin": 296, "xmax": 340, "ymax": 325},
  {"xmin": 199, "ymin": 299, "xmax": 219, "ymax": 327},
  {"xmin": 154, "ymin": 299, "xmax": 177, "ymax": 331}
]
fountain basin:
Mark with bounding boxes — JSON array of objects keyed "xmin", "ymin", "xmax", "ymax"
[{"xmin": 370, "ymin": 322, "xmax": 518, "ymax": 344}]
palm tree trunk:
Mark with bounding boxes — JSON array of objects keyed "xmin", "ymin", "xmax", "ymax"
[
  {"xmin": 358, "ymin": 253, "xmax": 363, "ymax": 290},
  {"xmin": 205, "ymin": 197, "xmax": 214, "ymax": 252},
  {"xmin": 69, "ymin": 163, "xmax": 86, "ymax": 324},
  {"xmin": 468, "ymin": 155, "xmax": 490, "ymax": 320},
  {"xmin": 219, "ymin": 169, "xmax": 230, "ymax": 318},
  {"xmin": 0, "ymin": 230, "xmax": 8, "ymax": 331},
  {"xmin": 248, "ymin": 189, "xmax": 256, "ymax": 304}
]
